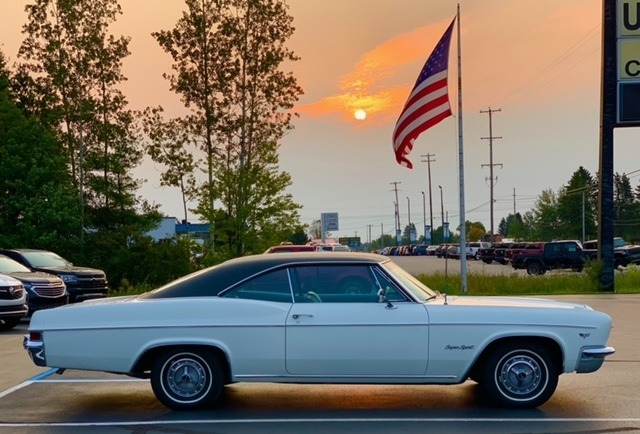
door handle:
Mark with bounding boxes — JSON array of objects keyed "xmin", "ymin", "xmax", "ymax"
[{"xmin": 292, "ymin": 314, "xmax": 313, "ymax": 320}]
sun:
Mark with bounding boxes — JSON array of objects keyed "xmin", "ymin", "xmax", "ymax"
[{"xmin": 354, "ymin": 109, "xmax": 367, "ymax": 121}]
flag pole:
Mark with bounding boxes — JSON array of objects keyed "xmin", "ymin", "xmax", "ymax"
[{"xmin": 456, "ymin": 3, "xmax": 468, "ymax": 293}]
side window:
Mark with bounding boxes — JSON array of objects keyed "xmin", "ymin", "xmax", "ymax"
[
  {"xmin": 290, "ymin": 265, "xmax": 379, "ymax": 303},
  {"xmin": 222, "ymin": 269, "xmax": 292, "ymax": 303}
]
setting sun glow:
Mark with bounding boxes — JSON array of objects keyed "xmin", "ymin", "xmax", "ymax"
[{"xmin": 354, "ymin": 109, "xmax": 367, "ymax": 120}]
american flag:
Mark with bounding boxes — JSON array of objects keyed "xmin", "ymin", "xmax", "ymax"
[{"xmin": 392, "ymin": 18, "xmax": 456, "ymax": 169}]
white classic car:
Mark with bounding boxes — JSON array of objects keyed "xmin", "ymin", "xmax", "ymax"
[{"xmin": 24, "ymin": 252, "xmax": 615, "ymax": 410}]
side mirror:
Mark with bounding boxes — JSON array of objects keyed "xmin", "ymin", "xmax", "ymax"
[{"xmin": 377, "ymin": 288, "xmax": 396, "ymax": 309}]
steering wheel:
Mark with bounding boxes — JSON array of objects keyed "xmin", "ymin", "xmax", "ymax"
[{"xmin": 305, "ymin": 291, "xmax": 322, "ymax": 303}]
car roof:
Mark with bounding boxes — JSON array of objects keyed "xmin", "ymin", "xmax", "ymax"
[{"xmin": 141, "ymin": 252, "xmax": 389, "ymax": 299}]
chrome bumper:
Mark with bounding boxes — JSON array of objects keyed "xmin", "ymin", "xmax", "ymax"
[{"xmin": 576, "ymin": 346, "xmax": 615, "ymax": 373}]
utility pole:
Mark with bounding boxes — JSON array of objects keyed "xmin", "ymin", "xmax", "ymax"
[
  {"xmin": 390, "ymin": 181, "xmax": 401, "ymax": 245},
  {"xmin": 480, "ymin": 107, "xmax": 502, "ymax": 241},
  {"xmin": 421, "ymin": 154, "xmax": 436, "ymax": 243}
]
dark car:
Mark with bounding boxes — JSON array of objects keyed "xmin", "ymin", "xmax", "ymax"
[
  {"xmin": 0, "ymin": 255, "xmax": 68, "ymax": 313},
  {"xmin": 0, "ymin": 249, "xmax": 108, "ymax": 303},
  {"xmin": 412, "ymin": 245, "xmax": 428, "ymax": 256}
]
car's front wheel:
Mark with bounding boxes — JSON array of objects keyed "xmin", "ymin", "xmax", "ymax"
[
  {"xmin": 479, "ymin": 343, "xmax": 558, "ymax": 408},
  {"xmin": 151, "ymin": 348, "xmax": 224, "ymax": 410}
]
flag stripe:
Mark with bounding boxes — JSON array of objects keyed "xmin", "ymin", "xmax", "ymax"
[
  {"xmin": 392, "ymin": 18, "xmax": 456, "ymax": 169},
  {"xmin": 393, "ymin": 80, "xmax": 450, "ymax": 149},
  {"xmin": 396, "ymin": 70, "xmax": 448, "ymax": 123}
]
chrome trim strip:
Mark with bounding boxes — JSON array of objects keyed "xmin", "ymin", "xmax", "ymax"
[{"xmin": 234, "ymin": 374, "xmax": 458, "ymax": 380}]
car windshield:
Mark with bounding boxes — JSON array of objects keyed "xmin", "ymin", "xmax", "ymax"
[
  {"xmin": 381, "ymin": 260, "xmax": 437, "ymax": 301},
  {"xmin": 0, "ymin": 256, "xmax": 31, "ymax": 273},
  {"xmin": 21, "ymin": 251, "xmax": 71, "ymax": 268}
]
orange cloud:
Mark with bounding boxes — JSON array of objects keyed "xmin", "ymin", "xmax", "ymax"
[{"xmin": 297, "ymin": 20, "xmax": 452, "ymax": 124}]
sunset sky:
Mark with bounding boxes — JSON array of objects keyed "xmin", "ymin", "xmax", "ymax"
[{"xmin": 2, "ymin": 0, "xmax": 639, "ymax": 242}]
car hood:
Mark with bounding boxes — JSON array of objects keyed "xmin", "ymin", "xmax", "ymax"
[
  {"xmin": 440, "ymin": 295, "xmax": 592, "ymax": 310},
  {"xmin": 5, "ymin": 271, "xmax": 63, "ymax": 284},
  {"xmin": 33, "ymin": 265, "xmax": 105, "ymax": 276},
  {"xmin": 0, "ymin": 274, "xmax": 22, "ymax": 286}
]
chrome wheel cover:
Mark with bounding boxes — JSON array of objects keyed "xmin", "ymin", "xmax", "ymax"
[
  {"xmin": 497, "ymin": 352, "xmax": 546, "ymax": 399},
  {"xmin": 163, "ymin": 354, "xmax": 211, "ymax": 401}
]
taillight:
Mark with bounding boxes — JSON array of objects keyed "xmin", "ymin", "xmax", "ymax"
[{"xmin": 29, "ymin": 331, "xmax": 43, "ymax": 342}]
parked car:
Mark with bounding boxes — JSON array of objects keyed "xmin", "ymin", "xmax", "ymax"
[
  {"xmin": 0, "ymin": 255, "xmax": 68, "ymax": 314},
  {"xmin": 412, "ymin": 244, "xmax": 428, "ymax": 256},
  {"xmin": 264, "ymin": 244, "xmax": 316, "ymax": 253},
  {"xmin": 0, "ymin": 249, "xmax": 108, "ymax": 303},
  {"xmin": 426, "ymin": 245, "xmax": 439, "ymax": 256},
  {"xmin": 512, "ymin": 241, "xmax": 585, "ymax": 275},
  {"xmin": 582, "ymin": 237, "xmax": 640, "ymax": 268},
  {"xmin": 465, "ymin": 242, "xmax": 491, "ymax": 260},
  {"xmin": 25, "ymin": 252, "xmax": 614, "ymax": 410},
  {"xmin": 446, "ymin": 243, "xmax": 460, "ymax": 259},
  {"xmin": 0, "ymin": 273, "xmax": 27, "ymax": 331}
]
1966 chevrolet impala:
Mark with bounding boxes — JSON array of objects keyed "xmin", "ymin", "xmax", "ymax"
[{"xmin": 24, "ymin": 252, "xmax": 615, "ymax": 410}]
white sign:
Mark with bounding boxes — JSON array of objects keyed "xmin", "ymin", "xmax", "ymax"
[{"xmin": 321, "ymin": 212, "xmax": 339, "ymax": 231}]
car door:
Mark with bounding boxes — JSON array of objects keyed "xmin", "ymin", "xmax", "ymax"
[{"xmin": 285, "ymin": 264, "xmax": 429, "ymax": 377}]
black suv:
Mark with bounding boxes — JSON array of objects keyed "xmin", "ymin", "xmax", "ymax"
[{"xmin": 0, "ymin": 249, "xmax": 108, "ymax": 303}]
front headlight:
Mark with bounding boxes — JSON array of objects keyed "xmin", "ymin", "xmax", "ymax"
[{"xmin": 59, "ymin": 274, "xmax": 78, "ymax": 283}]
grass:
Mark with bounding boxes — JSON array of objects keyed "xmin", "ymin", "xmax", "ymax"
[
  {"xmin": 112, "ymin": 263, "xmax": 640, "ymax": 298},
  {"xmin": 417, "ymin": 263, "xmax": 640, "ymax": 296}
]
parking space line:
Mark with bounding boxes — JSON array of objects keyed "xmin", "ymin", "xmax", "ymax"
[
  {"xmin": 0, "ymin": 368, "xmax": 58, "ymax": 399},
  {"xmin": 1, "ymin": 417, "xmax": 640, "ymax": 428}
]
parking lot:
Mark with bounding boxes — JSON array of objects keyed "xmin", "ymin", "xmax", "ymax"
[{"xmin": 2, "ymin": 292, "xmax": 640, "ymax": 433}]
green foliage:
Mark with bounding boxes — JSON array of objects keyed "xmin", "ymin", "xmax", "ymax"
[
  {"xmin": 418, "ymin": 265, "xmax": 640, "ymax": 296},
  {"xmin": 289, "ymin": 229, "xmax": 310, "ymax": 245},
  {"xmin": 154, "ymin": 0, "xmax": 304, "ymax": 258},
  {"xmin": 0, "ymin": 58, "xmax": 82, "ymax": 251},
  {"xmin": 85, "ymin": 232, "xmax": 196, "ymax": 292}
]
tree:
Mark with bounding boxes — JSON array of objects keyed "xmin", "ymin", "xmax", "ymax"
[
  {"xmin": 140, "ymin": 106, "xmax": 197, "ymax": 223},
  {"xmin": 500, "ymin": 213, "xmax": 528, "ymax": 240},
  {"xmin": 0, "ymin": 50, "xmax": 82, "ymax": 253},
  {"xmin": 461, "ymin": 221, "xmax": 486, "ymax": 241},
  {"xmin": 614, "ymin": 172, "xmax": 640, "ymax": 241},
  {"xmin": 154, "ymin": 0, "xmax": 304, "ymax": 257},
  {"xmin": 529, "ymin": 189, "xmax": 562, "ymax": 241},
  {"xmin": 557, "ymin": 167, "xmax": 597, "ymax": 242},
  {"xmin": 17, "ymin": 0, "xmax": 147, "ymax": 232}
]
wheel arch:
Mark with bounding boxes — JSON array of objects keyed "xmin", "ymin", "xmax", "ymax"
[
  {"xmin": 131, "ymin": 344, "xmax": 232, "ymax": 384},
  {"xmin": 467, "ymin": 335, "xmax": 564, "ymax": 381}
]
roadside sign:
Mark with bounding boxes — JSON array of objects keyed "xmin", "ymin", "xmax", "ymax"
[
  {"xmin": 321, "ymin": 212, "xmax": 339, "ymax": 231},
  {"xmin": 617, "ymin": 0, "xmax": 640, "ymax": 125}
]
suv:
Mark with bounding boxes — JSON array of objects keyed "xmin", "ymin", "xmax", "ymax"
[
  {"xmin": 0, "ymin": 249, "xmax": 108, "ymax": 303},
  {"xmin": 0, "ymin": 273, "xmax": 28, "ymax": 331},
  {"xmin": 0, "ymin": 254, "xmax": 68, "ymax": 313}
]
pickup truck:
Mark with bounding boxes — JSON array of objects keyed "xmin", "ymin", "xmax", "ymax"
[
  {"xmin": 511, "ymin": 240, "xmax": 585, "ymax": 275},
  {"xmin": 582, "ymin": 238, "xmax": 640, "ymax": 268}
]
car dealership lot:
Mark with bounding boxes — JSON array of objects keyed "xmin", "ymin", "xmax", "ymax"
[{"xmin": 1, "ymin": 295, "xmax": 639, "ymax": 433}]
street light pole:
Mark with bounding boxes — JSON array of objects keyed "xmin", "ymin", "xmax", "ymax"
[
  {"xmin": 438, "ymin": 185, "xmax": 445, "ymax": 242},
  {"xmin": 421, "ymin": 191, "xmax": 426, "ymax": 243}
]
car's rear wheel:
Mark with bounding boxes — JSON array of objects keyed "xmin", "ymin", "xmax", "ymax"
[
  {"xmin": 479, "ymin": 343, "xmax": 558, "ymax": 408},
  {"xmin": 0, "ymin": 317, "xmax": 21, "ymax": 331},
  {"xmin": 151, "ymin": 348, "xmax": 224, "ymax": 410},
  {"xmin": 526, "ymin": 262, "xmax": 543, "ymax": 276}
]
